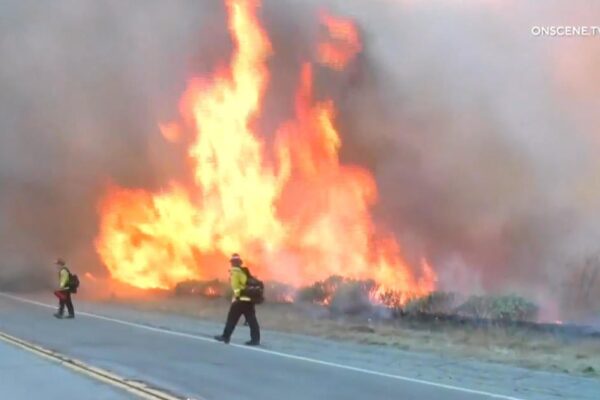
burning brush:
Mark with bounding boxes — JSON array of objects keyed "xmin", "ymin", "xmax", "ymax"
[{"xmin": 94, "ymin": 0, "xmax": 436, "ymax": 305}]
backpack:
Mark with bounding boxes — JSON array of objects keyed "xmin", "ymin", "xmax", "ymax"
[
  {"xmin": 241, "ymin": 268, "xmax": 264, "ymax": 304},
  {"xmin": 68, "ymin": 271, "xmax": 80, "ymax": 294}
]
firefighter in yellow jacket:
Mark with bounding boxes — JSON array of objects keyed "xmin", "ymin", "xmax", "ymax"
[
  {"xmin": 214, "ymin": 254, "xmax": 260, "ymax": 345},
  {"xmin": 53, "ymin": 258, "xmax": 75, "ymax": 319}
]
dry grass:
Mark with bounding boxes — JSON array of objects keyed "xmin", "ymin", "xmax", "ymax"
[{"xmin": 102, "ymin": 294, "xmax": 600, "ymax": 378}]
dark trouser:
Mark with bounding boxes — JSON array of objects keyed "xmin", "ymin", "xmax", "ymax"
[
  {"xmin": 55, "ymin": 290, "xmax": 74, "ymax": 316},
  {"xmin": 222, "ymin": 300, "xmax": 260, "ymax": 342}
]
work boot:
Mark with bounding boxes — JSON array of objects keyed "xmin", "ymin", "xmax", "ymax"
[
  {"xmin": 53, "ymin": 313, "xmax": 63, "ymax": 319},
  {"xmin": 65, "ymin": 314, "xmax": 75, "ymax": 319},
  {"xmin": 214, "ymin": 335, "xmax": 230, "ymax": 344},
  {"xmin": 244, "ymin": 340, "xmax": 260, "ymax": 346}
]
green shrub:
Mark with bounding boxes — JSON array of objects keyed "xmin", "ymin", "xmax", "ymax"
[
  {"xmin": 404, "ymin": 291, "xmax": 458, "ymax": 315},
  {"xmin": 295, "ymin": 283, "xmax": 328, "ymax": 303},
  {"xmin": 295, "ymin": 275, "xmax": 346, "ymax": 303},
  {"xmin": 329, "ymin": 279, "xmax": 375, "ymax": 315},
  {"xmin": 456, "ymin": 294, "xmax": 539, "ymax": 321}
]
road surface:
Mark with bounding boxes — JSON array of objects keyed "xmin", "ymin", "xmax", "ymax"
[
  {"xmin": 0, "ymin": 338, "xmax": 135, "ymax": 399},
  {"xmin": 0, "ymin": 292, "xmax": 598, "ymax": 400}
]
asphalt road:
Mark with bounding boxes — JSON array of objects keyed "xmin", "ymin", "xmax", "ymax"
[
  {"xmin": 0, "ymin": 339, "xmax": 135, "ymax": 400},
  {"xmin": 0, "ymin": 293, "xmax": 597, "ymax": 400}
]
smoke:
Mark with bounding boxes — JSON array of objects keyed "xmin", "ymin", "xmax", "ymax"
[
  {"xmin": 325, "ymin": 0, "xmax": 600, "ymax": 314},
  {"xmin": 0, "ymin": 0, "xmax": 227, "ymax": 290},
  {"xmin": 1, "ymin": 0, "xmax": 599, "ymax": 316}
]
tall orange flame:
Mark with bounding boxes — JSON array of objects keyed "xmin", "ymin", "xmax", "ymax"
[
  {"xmin": 95, "ymin": 0, "xmax": 436, "ymax": 302},
  {"xmin": 317, "ymin": 11, "xmax": 362, "ymax": 70}
]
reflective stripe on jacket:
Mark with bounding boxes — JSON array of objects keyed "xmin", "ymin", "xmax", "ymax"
[{"xmin": 230, "ymin": 266, "xmax": 251, "ymax": 302}]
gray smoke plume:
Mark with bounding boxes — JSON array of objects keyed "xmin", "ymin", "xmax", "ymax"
[
  {"xmin": 1, "ymin": 0, "xmax": 599, "ymax": 319},
  {"xmin": 0, "ymin": 0, "xmax": 225, "ymax": 290},
  {"xmin": 325, "ymin": 0, "xmax": 600, "ymax": 318}
]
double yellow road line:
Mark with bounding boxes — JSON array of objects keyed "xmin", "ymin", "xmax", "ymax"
[{"xmin": 0, "ymin": 330, "xmax": 184, "ymax": 400}]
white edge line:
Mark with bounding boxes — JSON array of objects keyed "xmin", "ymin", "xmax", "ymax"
[
  {"xmin": 0, "ymin": 292, "xmax": 526, "ymax": 400},
  {"xmin": 0, "ymin": 329, "xmax": 184, "ymax": 400}
]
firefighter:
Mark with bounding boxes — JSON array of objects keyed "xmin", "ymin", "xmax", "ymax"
[
  {"xmin": 214, "ymin": 253, "xmax": 260, "ymax": 345},
  {"xmin": 53, "ymin": 258, "xmax": 75, "ymax": 319}
]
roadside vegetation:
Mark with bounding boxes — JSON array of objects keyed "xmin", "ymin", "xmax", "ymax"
[{"xmin": 102, "ymin": 275, "xmax": 600, "ymax": 378}]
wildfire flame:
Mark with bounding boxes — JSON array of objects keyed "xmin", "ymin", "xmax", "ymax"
[
  {"xmin": 317, "ymin": 10, "xmax": 362, "ymax": 70},
  {"xmin": 95, "ymin": 0, "xmax": 436, "ymax": 305},
  {"xmin": 203, "ymin": 286, "xmax": 220, "ymax": 298},
  {"xmin": 158, "ymin": 122, "xmax": 182, "ymax": 143}
]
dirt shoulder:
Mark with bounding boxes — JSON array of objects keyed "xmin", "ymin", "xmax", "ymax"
[{"xmin": 100, "ymin": 293, "xmax": 600, "ymax": 379}]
